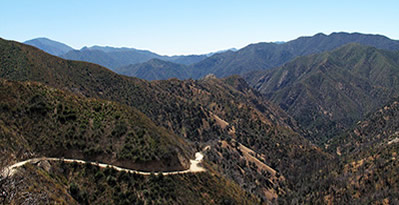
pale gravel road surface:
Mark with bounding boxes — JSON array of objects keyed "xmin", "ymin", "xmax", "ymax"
[{"xmin": 2, "ymin": 151, "xmax": 206, "ymax": 177}]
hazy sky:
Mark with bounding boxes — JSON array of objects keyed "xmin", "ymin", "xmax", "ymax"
[{"xmin": 1, "ymin": 0, "xmax": 398, "ymax": 55}]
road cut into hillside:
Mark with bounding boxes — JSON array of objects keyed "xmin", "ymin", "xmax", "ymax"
[{"xmin": 2, "ymin": 151, "xmax": 206, "ymax": 177}]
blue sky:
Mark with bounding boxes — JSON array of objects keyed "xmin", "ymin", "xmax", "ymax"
[{"xmin": 1, "ymin": 0, "xmax": 398, "ymax": 55}]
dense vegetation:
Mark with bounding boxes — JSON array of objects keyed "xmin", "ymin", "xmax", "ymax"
[
  {"xmin": 245, "ymin": 43, "xmax": 399, "ymax": 143},
  {"xmin": 327, "ymin": 98, "xmax": 399, "ymax": 158},
  {"xmin": 0, "ymin": 79, "xmax": 190, "ymax": 171}
]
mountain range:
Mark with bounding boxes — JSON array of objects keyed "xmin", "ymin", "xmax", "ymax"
[
  {"xmin": 106, "ymin": 32, "xmax": 399, "ymax": 80},
  {"xmin": 190, "ymin": 32, "xmax": 399, "ymax": 77},
  {"xmin": 23, "ymin": 38, "xmax": 237, "ymax": 70},
  {"xmin": 1, "ymin": 31, "xmax": 399, "ymax": 204},
  {"xmin": 24, "ymin": 32, "xmax": 399, "ymax": 82},
  {"xmin": 62, "ymin": 45, "xmax": 212, "ymax": 68}
]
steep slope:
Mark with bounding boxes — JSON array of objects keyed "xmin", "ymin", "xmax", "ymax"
[
  {"xmin": 149, "ymin": 76, "xmax": 328, "ymax": 200},
  {"xmin": 328, "ymin": 98, "xmax": 399, "ymax": 157},
  {"xmin": 287, "ymin": 99, "xmax": 399, "ymax": 204},
  {"xmin": 0, "ymin": 37, "xmax": 328, "ymax": 202},
  {"xmin": 24, "ymin": 38, "xmax": 74, "ymax": 56},
  {"xmin": 0, "ymin": 79, "xmax": 191, "ymax": 172},
  {"xmin": 115, "ymin": 59, "xmax": 192, "ymax": 80},
  {"xmin": 245, "ymin": 44, "xmax": 399, "ymax": 143}
]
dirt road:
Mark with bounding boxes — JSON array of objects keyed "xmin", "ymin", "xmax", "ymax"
[{"xmin": 2, "ymin": 151, "xmax": 206, "ymax": 177}]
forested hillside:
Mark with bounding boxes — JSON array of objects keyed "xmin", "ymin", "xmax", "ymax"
[
  {"xmin": 245, "ymin": 43, "xmax": 399, "ymax": 143},
  {"xmin": 285, "ymin": 99, "xmax": 399, "ymax": 204}
]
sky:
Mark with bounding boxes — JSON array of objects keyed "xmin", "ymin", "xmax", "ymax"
[{"xmin": 1, "ymin": 0, "xmax": 398, "ymax": 55}]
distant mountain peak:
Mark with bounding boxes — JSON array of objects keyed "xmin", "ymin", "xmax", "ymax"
[{"xmin": 24, "ymin": 37, "xmax": 74, "ymax": 56}]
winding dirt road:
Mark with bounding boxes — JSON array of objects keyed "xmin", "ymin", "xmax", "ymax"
[{"xmin": 2, "ymin": 151, "xmax": 206, "ymax": 177}]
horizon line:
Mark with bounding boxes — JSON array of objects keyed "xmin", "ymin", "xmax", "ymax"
[{"xmin": 16, "ymin": 31, "xmax": 398, "ymax": 56}]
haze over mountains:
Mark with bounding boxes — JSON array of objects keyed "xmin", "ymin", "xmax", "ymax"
[
  {"xmin": 23, "ymin": 38, "xmax": 237, "ymax": 70},
  {"xmin": 24, "ymin": 32, "xmax": 399, "ymax": 81},
  {"xmin": 130, "ymin": 32, "xmax": 399, "ymax": 80},
  {"xmin": 1, "ymin": 31, "xmax": 399, "ymax": 204}
]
